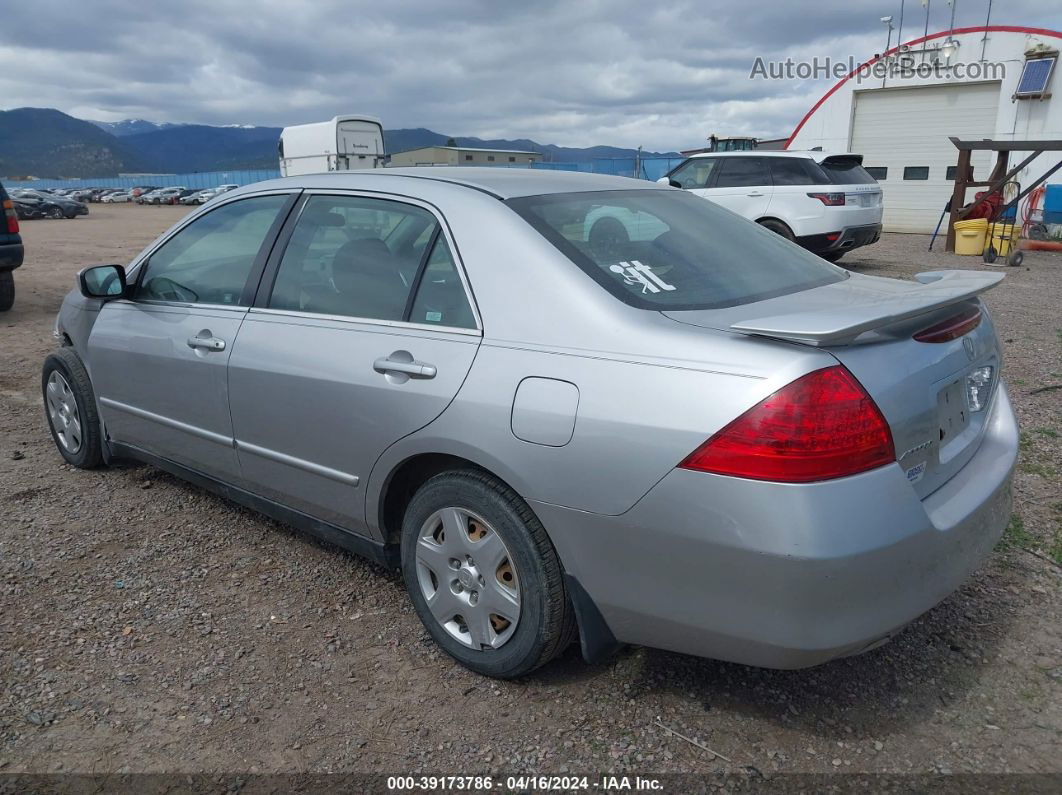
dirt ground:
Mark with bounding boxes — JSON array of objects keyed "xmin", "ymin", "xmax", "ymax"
[{"xmin": 1, "ymin": 204, "xmax": 1060, "ymax": 785}]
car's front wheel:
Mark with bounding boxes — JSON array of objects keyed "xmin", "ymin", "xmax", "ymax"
[
  {"xmin": 42, "ymin": 348, "xmax": 104, "ymax": 468},
  {"xmin": 401, "ymin": 469, "xmax": 575, "ymax": 678},
  {"xmin": 0, "ymin": 272, "xmax": 14, "ymax": 311},
  {"xmin": 47, "ymin": 206, "xmax": 64, "ymax": 219}
]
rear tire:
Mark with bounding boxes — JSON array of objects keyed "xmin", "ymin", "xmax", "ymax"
[
  {"xmin": 42, "ymin": 348, "xmax": 105, "ymax": 469},
  {"xmin": 820, "ymin": 251, "xmax": 845, "ymax": 262},
  {"xmin": 758, "ymin": 218, "xmax": 795, "ymax": 241},
  {"xmin": 401, "ymin": 469, "xmax": 575, "ymax": 678},
  {"xmin": 0, "ymin": 272, "xmax": 13, "ymax": 311}
]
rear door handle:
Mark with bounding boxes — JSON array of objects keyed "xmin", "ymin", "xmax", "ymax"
[
  {"xmin": 373, "ymin": 355, "xmax": 436, "ymax": 379},
  {"xmin": 746, "ymin": 191, "xmax": 765, "ymax": 197},
  {"xmin": 187, "ymin": 335, "xmax": 226, "ymax": 352}
]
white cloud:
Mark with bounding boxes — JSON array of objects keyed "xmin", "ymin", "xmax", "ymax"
[{"xmin": 1, "ymin": 0, "xmax": 1058, "ymax": 151}]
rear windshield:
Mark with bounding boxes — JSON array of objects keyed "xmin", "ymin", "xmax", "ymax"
[
  {"xmin": 508, "ymin": 189, "xmax": 846, "ymax": 311},
  {"xmin": 821, "ymin": 158, "xmax": 877, "ymax": 185}
]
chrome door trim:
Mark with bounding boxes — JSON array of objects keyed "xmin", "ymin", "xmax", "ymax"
[
  {"xmin": 235, "ymin": 439, "xmax": 360, "ymax": 486},
  {"xmin": 246, "ymin": 307, "xmax": 482, "ymax": 337},
  {"xmin": 98, "ymin": 397, "xmax": 233, "ymax": 447}
]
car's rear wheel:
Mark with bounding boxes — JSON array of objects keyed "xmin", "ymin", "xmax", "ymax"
[
  {"xmin": 0, "ymin": 272, "xmax": 14, "ymax": 311},
  {"xmin": 820, "ymin": 251, "xmax": 844, "ymax": 262},
  {"xmin": 42, "ymin": 348, "xmax": 104, "ymax": 469},
  {"xmin": 757, "ymin": 218, "xmax": 795, "ymax": 241},
  {"xmin": 401, "ymin": 469, "xmax": 575, "ymax": 678}
]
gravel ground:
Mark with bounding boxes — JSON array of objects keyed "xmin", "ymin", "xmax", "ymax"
[{"xmin": 0, "ymin": 205, "xmax": 1060, "ymax": 783}]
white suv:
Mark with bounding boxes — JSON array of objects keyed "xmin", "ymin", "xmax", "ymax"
[{"xmin": 660, "ymin": 151, "xmax": 883, "ymax": 261}]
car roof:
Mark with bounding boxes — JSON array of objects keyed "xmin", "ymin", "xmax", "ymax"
[
  {"xmin": 685, "ymin": 150, "xmax": 858, "ymax": 163},
  {"xmin": 233, "ymin": 167, "xmax": 665, "ymax": 200}
]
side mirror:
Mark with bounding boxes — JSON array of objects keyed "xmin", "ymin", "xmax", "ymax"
[
  {"xmin": 78, "ymin": 264, "xmax": 127, "ymax": 299},
  {"xmin": 656, "ymin": 177, "xmax": 670, "ymax": 185}
]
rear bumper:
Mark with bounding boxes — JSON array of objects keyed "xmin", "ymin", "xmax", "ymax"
[
  {"xmin": 0, "ymin": 242, "xmax": 24, "ymax": 272},
  {"xmin": 537, "ymin": 385, "xmax": 1017, "ymax": 669},
  {"xmin": 799, "ymin": 223, "xmax": 881, "ymax": 254}
]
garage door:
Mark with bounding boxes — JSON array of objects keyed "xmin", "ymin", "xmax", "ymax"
[{"xmin": 851, "ymin": 82, "xmax": 1000, "ymax": 233}]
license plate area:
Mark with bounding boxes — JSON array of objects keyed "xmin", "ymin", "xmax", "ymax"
[{"xmin": 937, "ymin": 379, "xmax": 969, "ymax": 447}]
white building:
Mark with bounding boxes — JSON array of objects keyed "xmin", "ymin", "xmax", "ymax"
[
  {"xmin": 388, "ymin": 146, "xmax": 542, "ymax": 167},
  {"xmin": 786, "ymin": 25, "xmax": 1061, "ymax": 232}
]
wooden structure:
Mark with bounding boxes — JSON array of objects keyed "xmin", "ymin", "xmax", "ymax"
[{"xmin": 945, "ymin": 138, "xmax": 1062, "ymax": 252}]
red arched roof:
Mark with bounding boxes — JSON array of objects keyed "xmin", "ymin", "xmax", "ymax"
[{"xmin": 784, "ymin": 25, "xmax": 1062, "ymax": 149}]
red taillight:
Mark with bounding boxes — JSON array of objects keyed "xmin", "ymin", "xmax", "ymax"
[
  {"xmin": 807, "ymin": 192, "xmax": 845, "ymax": 206},
  {"xmin": 2, "ymin": 199, "xmax": 18, "ymax": 234},
  {"xmin": 680, "ymin": 366, "xmax": 895, "ymax": 483},
  {"xmin": 913, "ymin": 306, "xmax": 982, "ymax": 343}
]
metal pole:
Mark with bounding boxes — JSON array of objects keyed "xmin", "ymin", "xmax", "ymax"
[
  {"xmin": 947, "ymin": 0, "xmax": 957, "ymax": 32},
  {"xmin": 980, "ymin": 0, "xmax": 992, "ymax": 62},
  {"xmin": 883, "ymin": 23, "xmax": 893, "ymax": 87},
  {"xmin": 898, "ymin": 0, "xmax": 905, "ymax": 46},
  {"xmin": 922, "ymin": 0, "xmax": 931, "ymax": 63}
]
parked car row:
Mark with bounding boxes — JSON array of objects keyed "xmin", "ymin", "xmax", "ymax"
[
  {"xmin": 9, "ymin": 189, "xmax": 89, "ymax": 220},
  {"xmin": 7, "ymin": 184, "xmax": 243, "ymax": 208}
]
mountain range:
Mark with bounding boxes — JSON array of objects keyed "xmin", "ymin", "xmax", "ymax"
[{"xmin": 0, "ymin": 108, "xmax": 679, "ymax": 179}]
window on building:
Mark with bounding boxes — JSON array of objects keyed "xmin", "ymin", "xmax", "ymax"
[
  {"xmin": 946, "ymin": 165, "xmax": 974, "ymax": 181},
  {"xmin": 464, "ymin": 154, "xmax": 473, "ymax": 161},
  {"xmin": 903, "ymin": 166, "xmax": 929, "ymax": 181},
  {"xmin": 509, "ymin": 156, "xmax": 516, "ymax": 162},
  {"xmin": 487, "ymin": 155, "xmax": 495, "ymax": 162},
  {"xmin": 864, "ymin": 167, "xmax": 888, "ymax": 181}
]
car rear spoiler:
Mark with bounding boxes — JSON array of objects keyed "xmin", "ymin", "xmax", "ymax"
[{"xmin": 729, "ymin": 270, "xmax": 1005, "ymax": 347}]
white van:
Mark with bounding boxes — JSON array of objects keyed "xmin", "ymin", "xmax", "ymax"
[{"xmin": 278, "ymin": 115, "xmax": 385, "ymax": 177}]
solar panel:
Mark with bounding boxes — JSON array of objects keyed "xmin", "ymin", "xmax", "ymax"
[{"xmin": 1015, "ymin": 57, "xmax": 1055, "ymax": 97}]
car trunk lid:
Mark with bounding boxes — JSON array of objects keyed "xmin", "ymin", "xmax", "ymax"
[{"xmin": 663, "ymin": 270, "xmax": 1005, "ymax": 498}]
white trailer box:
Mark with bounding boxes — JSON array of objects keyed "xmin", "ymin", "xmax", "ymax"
[{"xmin": 278, "ymin": 115, "xmax": 385, "ymax": 176}]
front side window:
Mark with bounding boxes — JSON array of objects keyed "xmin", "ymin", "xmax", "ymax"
[
  {"xmin": 134, "ymin": 195, "xmax": 288, "ymax": 305},
  {"xmin": 713, "ymin": 157, "xmax": 769, "ymax": 188},
  {"xmin": 509, "ymin": 189, "xmax": 845, "ymax": 311},
  {"xmin": 268, "ymin": 195, "xmax": 475, "ymax": 327},
  {"xmin": 668, "ymin": 158, "xmax": 717, "ymax": 189}
]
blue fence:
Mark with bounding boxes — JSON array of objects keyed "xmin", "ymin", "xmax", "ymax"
[{"xmin": 5, "ymin": 158, "xmax": 686, "ymax": 191}]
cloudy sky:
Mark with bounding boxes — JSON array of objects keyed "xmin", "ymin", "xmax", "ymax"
[{"xmin": 1, "ymin": 0, "xmax": 1059, "ymax": 151}]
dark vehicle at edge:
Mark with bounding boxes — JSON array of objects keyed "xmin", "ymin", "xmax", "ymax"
[{"xmin": 0, "ymin": 180, "xmax": 25, "ymax": 311}]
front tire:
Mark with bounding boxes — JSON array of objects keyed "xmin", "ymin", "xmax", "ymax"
[
  {"xmin": 0, "ymin": 272, "xmax": 13, "ymax": 311},
  {"xmin": 48, "ymin": 206, "xmax": 64, "ymax": 219},
  {"xmin": 401, "ymin": 469, "xmax": 575, "ymax": 678},
  {"xmin": 42, "ymin": 348, "xmax": 104, "ymax": 468}
]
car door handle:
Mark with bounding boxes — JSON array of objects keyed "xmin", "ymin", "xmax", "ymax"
[
  {"xmin": 187, "ymin": 335, "xmax": 226, "ymax": 352},
  {"xmin": 373, "ymin": 355, "xmax": 437, "ymax": 379},
  {"xmin": 746, "ymin": 191, "xmax": 765, "ymax": 197}
]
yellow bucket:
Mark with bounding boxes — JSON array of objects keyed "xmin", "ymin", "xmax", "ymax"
[
  {"xmin": 953, "ymin": 218, "xmax": 988, "ymax": 256},
  {"xmin": 987, "ymin": 221, "xmax": 1020, "ymax": 256}
]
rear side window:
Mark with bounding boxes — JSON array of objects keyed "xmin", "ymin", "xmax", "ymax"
[
  {"xmin": 768, "ymin": 158, "xmax": 827, "ymax": 185},
  {"xmin": 821, "ymin": 158, "xmax": 877, "ymax": 185},
  {"xmin": 508, "ymin": 189, "xmax": 845, "ymax": 311},
  {"xmin": 268, "ymin": 194, "xmax": 475, "ymax": 327},
  {"xmin": 714, "ymin": 157, "xmax": 770, "ymax": 188}
]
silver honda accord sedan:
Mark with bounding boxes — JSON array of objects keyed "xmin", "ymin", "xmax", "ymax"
[{"xmin": 43, "ymin": 168, "xmax": 1017, "ymax": 678}]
